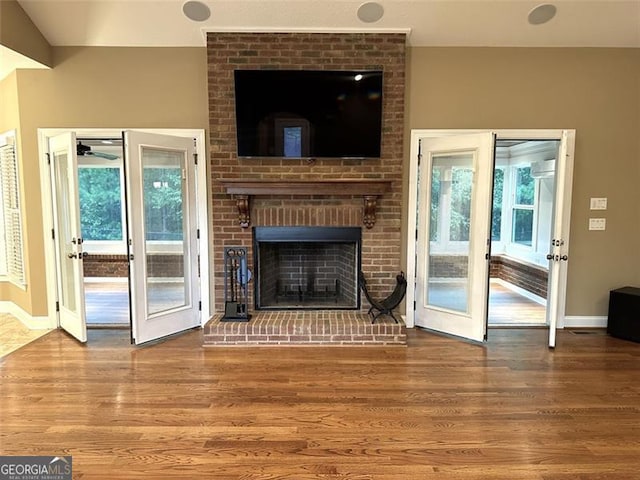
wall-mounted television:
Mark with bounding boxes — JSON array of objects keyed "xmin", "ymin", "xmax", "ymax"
[{"xmin": 234, "ymin": 69, "xmax": 383, "ymax": 159}]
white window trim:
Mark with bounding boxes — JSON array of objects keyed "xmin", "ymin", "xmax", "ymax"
[
  {"xmin": 77, "ymin": 158, "xmax": 128, "ymax": 255},
  {"xmin": 77, "ymin": 152, "xmax": 187, "ymax": 255},
  {"xmin": 0, "ymin": 130, "xmax": 26, "ymax": 288},
  {"xmin": 508, "ymin": 165, "xmax": 538, "ymax": 250}
]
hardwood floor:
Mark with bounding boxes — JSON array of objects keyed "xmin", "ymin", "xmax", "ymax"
[
  {"xmin": 1, "ymin": 327, "xmax": 639, "ymax": 479},
  {"xmin": 0, "ymin": 313, "xmax": 51, "ymax": 357},
  {"xmin": 84, "ymin": 281, "xmax": 129, "ymax": 324},
  {"xmin": 488, "ymin": 281, "xmax": 546, "ymax": 326}
]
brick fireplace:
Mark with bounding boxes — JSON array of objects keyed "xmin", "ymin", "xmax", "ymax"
[
  {"xmin": 254, "ymin": 226, "xmax": 361, "ymax": 310},
  {"xmin": 204, "ymin": 32, "xmax": 406, "ymax": 345}
]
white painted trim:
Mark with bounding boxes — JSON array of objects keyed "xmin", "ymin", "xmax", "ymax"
[
  {"xmin": 38, "ymin": 131, "xmax": 60, "ymax": 332},
  {"xmin": 84, "ymin": 277, "xmax": 128, "ymax": 283},
  {"xmin": 563, "ymin": 316, "xmax": 608, "ymax": 328},
  {"xmin": 38, "ymin": 128, "xmax": 212, "ymax": 331},
  {"xmin": 0, "ymin": 301, "xmax": 55, "ymax": 329},
  {"xmin": 203, "ymin": 26, "xmax": 412, "ymax": 37}
]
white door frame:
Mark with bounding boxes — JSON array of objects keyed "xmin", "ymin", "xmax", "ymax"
[
  {"xmin": 406, "ymin": 129, "xmax": 575, "ymax": 332},
  {"xmin": 38, "ymin": 128, "xmax": 212, "ymax": 330}
]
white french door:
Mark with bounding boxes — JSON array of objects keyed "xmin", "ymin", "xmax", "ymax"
[
  {"xmin": 407, "ymin": 129, "xmax": 575, "ymax": 348},
  {"xmin": 48, "ymin": 132, "xmax": 87, "ymax": 342},
  {"xmin": 414, "ymin": 133, "xmax": 495, "ymax": 342},
  {"xmin": 124, "ymin": 131, "xmax": 200, "ymax": 345},
  {"xmin": 546, "ymin": 131, "xmax": 574, "ymax": 347}
]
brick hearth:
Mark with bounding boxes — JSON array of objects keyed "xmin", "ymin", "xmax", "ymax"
[{"xmin": 203, "ymin": 311, "xmax": 406, "ymax": 346}]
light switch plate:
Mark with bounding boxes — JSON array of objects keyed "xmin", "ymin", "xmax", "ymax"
[
  {"xmin": 589, "ymin": 218, "xmax": 606, "ymax": 230},
  {"xmin": 590, "ymin": 197, "xmax": 607, "ymax": 210}
]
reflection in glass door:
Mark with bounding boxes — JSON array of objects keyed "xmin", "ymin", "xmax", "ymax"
[
  {"xmin": 125, "ymin": 131, "xmax": 200, "ymax": 345},
  {"xmin": 49, "ymin": 132, "xmax": 87, "ymax": 342},
  {"xmin": 54, "ymin": 150, "xmax": 77, "ymax": 313},
  {"xmin": 426, "ymin": 156, "xmax": 474, "ymax": 314},
  {"xmin": 142, "ymin": 148, "xmax": 188, "ymax": 316}
]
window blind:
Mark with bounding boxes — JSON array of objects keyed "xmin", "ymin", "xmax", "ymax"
[{"xmin": 0, "ymin": 141, "xmax": 26, "ymax": 285}]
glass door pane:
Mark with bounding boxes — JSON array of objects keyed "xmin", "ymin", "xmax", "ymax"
[
  {"xmin": 49, "ymin": 132, "xmax": 87, "ymax": 343},
  {"xmin": 426, "ymin": 153, "xmax": 474, "ymax": 313},
  {"xmin": 54, "ymin": 151, "xmax": 78, "ymax": 313},
  {"xmin": 414, "ymin": 132, "xmax": 494, "ymax": 343},
  {"xmin": 126, "ymin": 130, "xmax": 200, "ymax": 345},
  {"xmin": 141, "ymin": 147, "xmax": 188, "ymax": 316}
]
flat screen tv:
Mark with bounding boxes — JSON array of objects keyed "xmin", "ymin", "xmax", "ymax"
[{"xmin": 234, "ymin": 69, "xmax": 383, "ymax": 159}]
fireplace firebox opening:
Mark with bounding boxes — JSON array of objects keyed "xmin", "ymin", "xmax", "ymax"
[{"xmin": 253, "ymin": 227, "xmax": 361, "ymax": 310}]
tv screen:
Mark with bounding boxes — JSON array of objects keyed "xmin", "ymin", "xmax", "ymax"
[{"xmin": 234, "ymin": 69, "xmax": 383, "ymax": 159}]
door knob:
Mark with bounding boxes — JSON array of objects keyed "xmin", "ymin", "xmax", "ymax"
[
  {"xmin": 560, "ymin": 255, "xmax": 568, "ymax": 261},
  {"xmin": 67, "ymin": 252, "xmax": 78, "ymax": 259},
  {"xmin": 546, "ymin": 254, "xmax": 554, "ymax": 260}
]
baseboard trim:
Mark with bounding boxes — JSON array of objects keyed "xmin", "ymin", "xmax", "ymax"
[
  {"xmin": 563, "ymin": 316, "xmax": 608, "ymax": 328},
  {"xmin": 492, "ymin": 278, "xmax": 547, "ymax": 306},
  {"xmin": 0, "ymin": 301, "xmax": 54, "ymax": 330}
]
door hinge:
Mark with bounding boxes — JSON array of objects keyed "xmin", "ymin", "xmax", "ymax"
[
  {"xmin": 55, "ymin": 301, "xmax": 60, "ymax": 312},
  {"xmin": 51, "ymin": 229, "xmax": 55, "ymax": 240},
  {"xmin": 198, "ymin": 301, "xmax": 202, "ymax": 311},
  {"xmin": 197, "ymin": 228, "xmax": 200, "ymax": 239},
  {"xmin": 413, "ymin": 300, "xmax": 416, "ymax": 311},
  {"xmin": 46, "ymin": 152, "xmax": 51, "ymax": 165},
  {"xmin": 193, "ymin": 153, "xmax": 198, "ymax": 165}
]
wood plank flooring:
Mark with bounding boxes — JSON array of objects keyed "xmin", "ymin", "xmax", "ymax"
[
  {"xmin": 0, "ymin": 313, "xmax": 52, "ymax": 358},
  {"xmin": 488, "ymin": 281, "xmax": 546, "ymax": 325},
  {"xmin": 1, "ymin": 327, "xmax": 639, "ymax": 479},
  {"xmin": 85, "ymin": 279, "xmax": 546, "ymax": 326}
]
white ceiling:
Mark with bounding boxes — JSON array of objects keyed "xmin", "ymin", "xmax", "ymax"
[{"xmin": 15, "ymin": 0, "xmax": 640, "ymax": 48}]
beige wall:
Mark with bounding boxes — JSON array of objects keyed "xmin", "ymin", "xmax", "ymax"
[
  {"xmin": 0, "ymin": 71, "xmax": 19, "ymax": 131},
  {"xmin": 8, "ymin": 44, "xmax": 640, "ymax": 320},
  {"xmin": 0, "ymin": 71, "xmax": 32, "ymax": 311},
  {"xmin": 13, "ymin": 46, "xmax": 208, "ymax": 317},
  {"xmin": 0, "ymin": 0, "xmax": 52, "ymax": 67},
  {"xmin": 407, "ymin": 47, "xmax": 640, "ymax": 317}
]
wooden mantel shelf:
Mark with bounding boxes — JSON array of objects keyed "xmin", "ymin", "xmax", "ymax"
[{"xmin": 219, "ymin": 179, "xmax": 392, "ymax": 229}]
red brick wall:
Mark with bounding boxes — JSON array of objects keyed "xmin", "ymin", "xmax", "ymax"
[
  {"xmin": 491, "ymin": 255, "xmax": 548, "ymax": 298},
  {"xmin": 428, "ymin": 254, "xmax": 548, "ymax": 298},
  {"xmin": 207, "ymin": 32, "xmax": 406, "ymax": 312},
  {"xmin": 83, "ymin": 255, "xmax": 128, "ymax": 277},
  {"xmin": 83, "ymin": 254, "xmax": 184, "ymax": 278}
]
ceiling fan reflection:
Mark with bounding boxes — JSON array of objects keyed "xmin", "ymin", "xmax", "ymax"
[{"xmin": 76, "ymin": 141, "xmax": 120, "ymax": 160}]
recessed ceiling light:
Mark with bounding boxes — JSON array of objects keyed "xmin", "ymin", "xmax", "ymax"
[
  {"xmin": 357, "ymin": 2, "xmax": 384, "ymax": 23},
  {"xmin": 528, "ymin": 4, "xmax": 557, "ymax": 25},
  {"xmin": 182, "ymin": 1, "xmax": 211, "ymax": 22}
]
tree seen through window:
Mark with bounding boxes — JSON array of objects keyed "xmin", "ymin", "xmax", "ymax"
[
  {"xmin": 79, "ymin": 167, "xmax": 123, "ymax": 241},
  {"xmin": 143, "ymin": 167, "xmax": 184, "ymax": 241}
]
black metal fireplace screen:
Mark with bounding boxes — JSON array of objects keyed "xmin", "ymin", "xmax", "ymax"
[{"xmin": 253, "ymin": 227, "xmax": 361, "ymax": 310}]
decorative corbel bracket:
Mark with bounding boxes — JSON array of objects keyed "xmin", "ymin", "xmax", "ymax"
[
  {"xmin": 363, "ymin": 195, "xmax": 378, "ymax": 229},
  {"xmin": 234, "ymin": 194, "xmax": 250, "ymax": 228}
]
